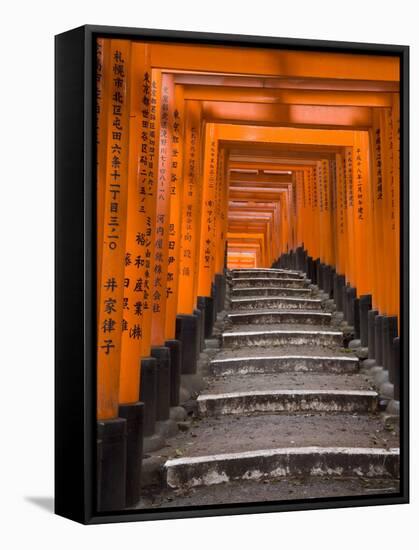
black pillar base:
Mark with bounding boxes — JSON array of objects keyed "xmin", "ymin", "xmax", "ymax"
[
  {"xmin": 382, "ymin": 316, "xmax": 398, "ymax": 374},
  {"xmin": 368, "ymin": 309, "xmax": 378, "ymax": 359},
  {"xmin": 307, "ymin": 256, "xmax": 314, "ymax": 281},
  {"xmin": 97, "ymin": 417, "xmax": 127, "ymax": 512},
  {"xmin": 354, "ymin": 297, "xmax": 360, "ymax": 339},
  {"xmin": 345, "ymin": 286, "xmax": 356, "ymax": 325},
  {"xmin": 323, "ymin": 265, "xmax": 332, "ymax": 296},
  {"xmin": 318, "ymin": 262, "xmax": 324, "ymax": 290},
  {"xmin": 197, "ymin": 296, "xmax": 215, "ymax": 339},
  {"xmin": 334, "ymin": 274, "xmax": 345, "ymax": 312},
  {"xmin": 210, "ymin": 282, "xmax": 217, "ymax": 325},
  {"xmin": 359, "ymin": 295, "xmax": 372, "ymax": 347},
  {"xmin": 139, "ymin": 357, "xmax": 158, "ymax": 437},
  {"xmin": 374, "ymin": 315, "xmax": 384, "ymax": 366},
  {"xmin": 392, "ymin": 337, "xmax": 400, "ymax": 401},
  {"xmin": 175, "ymin": 314, "xmax": 198, "ymax": 375},
  {"xmin": 193, "ymin": 308, "xmax": 204, "ymax": 353},
  {"xmin": 313, "ymin": 259, "xmax": 320, "ymax": 285},
  {"xmin": 165, "ymin": 339, "xmax": 182, "ymax": 407},
  {"xmin": 151, "ymin": 346, "xmax": 171, "ymax": 422},
  {"xmin": 118, "ymin": 402, "xmax": 144, "ymax": 508},
  {"xmin": 214, "ymin": 273, "xmax": 226, "ymax": 312}
]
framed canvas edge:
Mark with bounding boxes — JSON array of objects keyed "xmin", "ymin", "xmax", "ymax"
[{"xmin": 54, "ymin": 24, "xmax": 410, "ymax": 525}]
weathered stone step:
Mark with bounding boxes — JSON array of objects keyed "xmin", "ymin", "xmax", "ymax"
[
  {"xmin": 231, "ymin": 296, "xmax": 323, "ymax": 311},
  {"xmin": 231, "ymin": 268, "xmax": 304, "ymax": 279},
  {"xmin": 138, "ymin": 477, "xmax": 400, "ymax": 508},
  {"xmin": 159, "ymin": 412, "xmax": 399, "ymax": 458},
  {"xmin": 210, "ymin": 353, "xmax": 359, "ymax": 375},
  {"xmin": 227, "ymin": 310, "xmax": 331, "ymax": 326},
  {"xmin": 164, "ymin": 446, "xmax": 399, "ymax": 489},
  {"xmin": 231, "ymin": 286, "xmax": 312, "ymax": 298},
  {"xmin": 232, "ymin": 277, "xmax": 309, "ymax": 289},
  {"xmin": 197, "ymin": 389, "xmax": 377, "ymax": 416},
  {"xmin": 204, "ymin": 371, "xmax": 372, "ymax": 391},
  {"xmin": 222, "ymin": 326, "xmax": 343, "ymax": 348}
]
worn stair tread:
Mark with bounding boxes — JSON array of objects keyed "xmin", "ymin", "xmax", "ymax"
[
  {"xmin": 227, "ymin": 310, "xmax": 331, "ymax": 324},
  {"xmin": 223, "ymin": 323, "xmax": 342, "ymax": 334},
  {"xmin": 158, "ymin": 413, "xmax": 399, "ymax": 459},
  {"xmin": 137, "ymin": 476, "xmax": 400, "ymax": 509},
  {"xmin": 231, "ymin": 296, "xmax": 322, "ymax": 304},
  {"xmin": 213, "ymin": 345, "xmax": 356, "ymax": 360},
  {"xmin": 202, "ymin": 373, "xmax": 375, "ymax": 394},
  {"xmin": 232, "ymin": 276, "xmax": 306, "ymax": 282},
  {"xmin": 164, "ymin": 446, "xmax": 399, "ymax": 488},
  {"xmin": 231, "ymin": 268, "xmax": 306, "ymax": 278},
  {"xmin": 228, "ymin": 309, "xmax": 330, "ymax": 316},
  {"xmin": 231, "ymin": 287, "xmax": 313, "ymax": 297}
]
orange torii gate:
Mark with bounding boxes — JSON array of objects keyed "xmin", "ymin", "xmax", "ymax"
[{"xmin": 94, "ymin": 37, "xmax": 401, "ymax": 511}]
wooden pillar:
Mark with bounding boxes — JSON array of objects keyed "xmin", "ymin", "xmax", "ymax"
[
  {"xmin": 97, "ymin": 39, "xmax": 131, "ymax": 420},
  {"xmin": 198, "ymin": 124, "xmax": 218, "ymax": 297},
  {"xmin": 352, "ymin": 131, "xmax": 373, "ymax": 297},
  {"xmin": 165, "ymin": 85, "xmax": 185, "ymax": 339},
  {"xmin": 151, "ymin": 73, "xmax": 174, "ymax": 346},
  {"xmin": 119, "ymin": 43, "xmax": 152, "ymax": 404},
  {"xmin": 177, "ymin": 101, "xmax": 202, "ymax": 314}
]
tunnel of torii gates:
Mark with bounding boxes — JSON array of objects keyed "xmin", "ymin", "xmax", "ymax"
[{"xmin": 96, "ymin": 38, "xmax": 400, "ymax": 507}]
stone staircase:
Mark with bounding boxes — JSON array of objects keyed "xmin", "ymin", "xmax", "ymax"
[{"xmin": 139, "ymin": 268, "xmax": 399, "ymax": 507}]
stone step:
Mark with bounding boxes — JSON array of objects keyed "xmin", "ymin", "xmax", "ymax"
[
  {"xmin": 231, "ymin": 286, "xmax": 313, "ymax": 298},
  {"xmin": 222, "ymin": 326, "xmax": 343, "ymax": 348},
  {"xmin": 232, "ymin": 277, "xmax": 310, "ymax": 289},
  {"xmin": 197, "ymin": 389, "xmax": 378, "ymax": 416},
  {"xmin": 138, "ymin": 476, "xmax": 400, "ymax": 508},
  {"xmin": 164, "ymin": 446, "xmax": 399, "ymax": 489},
  {"xmin": 231, "ymin": 268, "xmax": 304, "ymax": 279},
  {"xmin": 210, "ymin": 354, "xmax": 359, "ymax": 375},
  {"xmin": 227, "ymin": 310, "xmax": 331, "ymax": 326},
  {"xmin": 231, "ymin": 296, "xmax": 323, "ymax": 311}
]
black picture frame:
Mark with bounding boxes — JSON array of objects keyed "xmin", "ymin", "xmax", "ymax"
[{"xmin": 55, "ymin": 24, "xmax": 409, "ymax": 525}]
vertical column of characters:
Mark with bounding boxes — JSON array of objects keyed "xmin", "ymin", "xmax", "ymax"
[
  {"xmin": 324, "ymin": 159, "xmax": 334, "ymax": 267},
  {"xmin": 344, "ymin": 147, "xmax": 355, "ymax": 287},
  {"xmin": 97, "ymin": 40, "xmax": 131, "ymax": 420},
  {"xmin": 392, "ymin": 94, "xmax": 400, "ymax": 327},
  {"xmin": 118, "ymin": 43, "xmax": 151, "ymax": 403},
  {"xmin": 299, "ymin": 169, "xmax": 307, "ymax": 252},
  {"xmin": 96, "ymin": 38, "xmax": 111, "ymax": 316},
  {"xmin": 212, "ymin": 145, "xmax": 223, "ymax": 271},
  {"xmin": 318, "ymin": 162, "xmax": 325, "ymax": 263},
  {"xmin": 369, "ymin": 110, "xmax": 385, "ymax": 313},
  {"xmin": 294, "ymin": 171, "xmax": 303, "ymax": 248},
  {"xmin": 198, "ymin": 124, "xmax": 218, "ymax": 297},
  {"xmin": 150, "ymin": 73, "xmax": 174, "ymax": 346},
  {"xmin": 177, "ymin": 101, "xmax": 202, "ymax": 314},
  {"xmin": 265, "ymin": 216, "xmax": 272, "ymax": 267},
  {"xmin": 192, "ymin": 115, "xmax": 206, "ymax": 302},
  {"xmin": 310, "ymin": 165, "xmax": 319, "ymax": 261},
  {"xmin": 138, "ymin": 68, "xmax": 161, "ymax": 352},
  {"xmin": 316, "ymin": 161, "xmax": 324, "ymax": 263},
  {"xmin": 273, "ymin": 199, "xmax": 281, "ymax": 260},
  {"xmin": 304, "ymin": 168, "xmax": 313, "ymax": 257},
  {"xmin": 381, "ymin": 107, "xmax": 398, "ymax": 318},
  {"xmin": 280, "ymin": 188, "xmax": 288, "ymax": 254},
  {"xmin": 334, "ymin": 153, "xmax": 347, "ymax": 276},
  {"xmin": 352, "ymin": 131, "xmax": 372, "ymax": 297},
  {"xmin": 329, "ymin": 158, "xmax": 338, "ymax": 268},
  {"xmin": 290, "ymin": 173, "xmax": 297, "ymax": 251},
  {"xmin": 216, "ymin": 148, "xmax": 229, "ymax": 273},
  {"xmin": 165, "ymin": 85, "xmax": 185, "ymax": 339}
]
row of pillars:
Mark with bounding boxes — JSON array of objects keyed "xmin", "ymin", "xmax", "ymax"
[
  {"xmin": 275, "ymin": 247, "xmax": 400, "ymax": 404},
  {"xmin": 94, "ymin": 36, "xmax": 400, "ymax": 511},
  {"xmin": 98, "ymin": 275, "xmax": 227, "ymax": 511}
]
